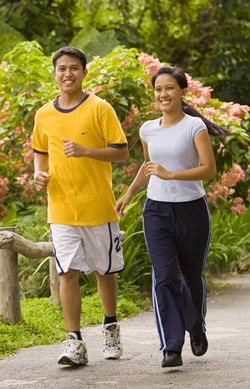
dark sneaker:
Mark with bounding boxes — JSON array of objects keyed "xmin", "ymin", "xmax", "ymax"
[
  {"xmin": 162, "ymin": 351, "xmax": 183, "ymax": 368},
  {"xmin": 190, "ymin": 333, "xmax": 208, "ymax": 356}
]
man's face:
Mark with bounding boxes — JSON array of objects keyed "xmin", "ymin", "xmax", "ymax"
[{"xmin": 53, "ymin": 55, "xmax": 87, "ymax": 95}]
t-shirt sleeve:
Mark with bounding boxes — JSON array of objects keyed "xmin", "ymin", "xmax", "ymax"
[
  {"xmin": 139, "ymin": 122, "xmax": 147, "ymax": 142},
  {"xmin": 32, "ymin": 111, "xmax": 48, "ymax": 153},
  {"xmin": 191, "ymin": 117, "xmax": 208, "ymax": 139},
  {"xmin": 100, "ymin": 104, "xmax": 128, "ymax": 148}
]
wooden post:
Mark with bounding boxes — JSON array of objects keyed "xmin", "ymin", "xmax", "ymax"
[
  {"xmin": 0, "ymin": 227, "xmax": 21, "ymax": 324},
  {"xmin": 49, "ymin": 256, "xmax": 60, "ymax": 304}
]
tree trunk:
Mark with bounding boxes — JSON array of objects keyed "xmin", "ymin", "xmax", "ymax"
[{"xmin": 0, "ymin": 227, "xmax": 21, "ymax": 324}]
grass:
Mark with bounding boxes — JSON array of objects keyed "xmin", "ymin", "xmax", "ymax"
[{"xmin": 0, "ymin": 285, "xmax": 151, "ymax": 359}]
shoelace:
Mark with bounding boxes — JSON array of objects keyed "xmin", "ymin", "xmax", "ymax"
[
  {"xmin": 104, "ymin": 328, "xmax": 119, "ymax": 347},
  {"xmin": 65, "ymin": 339, "xmax": 81, "ymax": 352}
]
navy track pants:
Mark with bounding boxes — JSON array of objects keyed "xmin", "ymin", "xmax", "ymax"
[{"xmin": 143, "ymin": 196, "xmax": 211, "ymax": 353}]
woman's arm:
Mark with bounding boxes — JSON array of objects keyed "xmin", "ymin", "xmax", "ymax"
[
  {"xmin": 115, "ymin": 139, "xmax": 149, "ymax": 216},
  {"xmin": 144, "ymin": 129, "xmax": 216, "ymax": 181}
]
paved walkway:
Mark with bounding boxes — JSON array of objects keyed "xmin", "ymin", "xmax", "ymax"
[{"xmin": 0, "ymin": 274, "xmax": 250, "ymax": 388}]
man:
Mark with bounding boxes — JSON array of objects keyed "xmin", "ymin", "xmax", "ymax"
[{"xmin": 32, "ymin": 46, "xmax": 129, "ymax": 366}]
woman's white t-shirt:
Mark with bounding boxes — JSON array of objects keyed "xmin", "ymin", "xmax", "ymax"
[{"xmin": 139, "ymin": 114, "xmax": 207, "ymax": 202}]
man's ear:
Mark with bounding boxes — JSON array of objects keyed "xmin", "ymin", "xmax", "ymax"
[{"xmin": 83, "ymin": 68, "xmax": 88, "ymax": 78}]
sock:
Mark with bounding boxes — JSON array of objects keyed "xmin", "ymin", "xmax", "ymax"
[
  {"xmin": 72, "ymin": 331, "xmax": 82, "ymax": 340},
  {"xmin": 103, "ymin": 315, "xmax": 117, "ymax": 325}
]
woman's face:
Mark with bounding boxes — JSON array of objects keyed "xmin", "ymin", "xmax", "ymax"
[{"xmin": 154, "ymin": 73, "xmax": 186, "ymax": 114}]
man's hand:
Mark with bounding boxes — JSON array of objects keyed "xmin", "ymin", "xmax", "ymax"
[
  {"xmin": 34, "ymin": 171, "xmax": 51, "ymax": 192},
  {"xmin": 62, "ymin": 139, "xmax": 85, "ymax": 158}
]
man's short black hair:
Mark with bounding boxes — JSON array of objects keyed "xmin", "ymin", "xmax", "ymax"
[{"xmin": 52, "ymin": 46, "xmax": 87, "ymax": 70}]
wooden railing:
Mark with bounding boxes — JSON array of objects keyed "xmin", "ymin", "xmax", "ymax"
[{"xmin": 0, "ymin": 227, "xmax": 59, "ymax": 324}]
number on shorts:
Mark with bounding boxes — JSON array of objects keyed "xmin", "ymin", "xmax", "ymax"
[{"xmin": 114, "ymin": 234, "xmax": 122, "ymax": 252}]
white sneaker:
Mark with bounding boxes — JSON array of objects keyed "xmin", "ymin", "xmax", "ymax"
[
  {"xmin": 102, "ymin": 322, "xmax": 123, "ymax": 359},
  {"xmin": 58, "ymin": 332, "xmax": 88, "ymax": 366}
]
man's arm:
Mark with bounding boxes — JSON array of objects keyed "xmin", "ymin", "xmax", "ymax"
[
  {"xmin": 62, "ymin": 139, "xmax": 129, "ymax": 162},
  {"xmin": 34, "ymin": 153, "xmax": 50, "ymax": 192}
]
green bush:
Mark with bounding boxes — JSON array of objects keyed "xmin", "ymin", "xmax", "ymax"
[{"xmin": 207, "ymin": 207, "xmax": 250, "ymax": 274}]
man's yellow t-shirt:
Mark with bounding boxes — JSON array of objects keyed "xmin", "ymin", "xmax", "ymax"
[{"xmin": 32, "ymin": 93, "xmax": 128, "ymax": 226}]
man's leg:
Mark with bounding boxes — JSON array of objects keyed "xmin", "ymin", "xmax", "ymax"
[
  {"xmin": 58, "ymin": 268, "xmax": 88, "ymax": 366},
  {"xmin": 60, "ymin": 269, "xmax": 81, "ymax": 332},
  {"xmin": 95, "ymin": 272, "xmax": 117, "ymax": 317},
  {"xmin": 95, "ymin": 271, "xmax": 122, "ymax": 359}
]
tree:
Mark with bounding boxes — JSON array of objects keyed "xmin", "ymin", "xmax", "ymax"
[
  {"xmin": 77, "ymin": 0, "xmax": 250, "ymax": 104},
  {"xmin": 0, "ymin": 0, "xmax": 79, "ymax": 55},
  {"xmin": 1, "ymin": 1, "xmax": 249, "ymax": 103}
]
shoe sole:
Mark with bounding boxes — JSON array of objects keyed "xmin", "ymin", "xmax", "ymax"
[
  {"xmin": 191, "ymin": 348, "xmax": 208, "ymax": 357},
  {"xmin": 162, "ymin": 360, "xmax": 183, "ymax": 368},
  {"xmin": 103, "ymin": 349, "xmax": 123, "ymax": 359},
  {"xmin": 58, "ymin": 355, "xmax": 88, "ymax": 366},
  {"xmin": 191, "ymin": 342, "xmax": 208, "ymax": 356}
]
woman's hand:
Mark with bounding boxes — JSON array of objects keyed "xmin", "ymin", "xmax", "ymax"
[
  {"xmin": 115, "ymin": 192, "xmax": 133, "ymax": 217},
  {"xmin": 144, "ymin": 161, "xmax": 172, "ymax": 180}
]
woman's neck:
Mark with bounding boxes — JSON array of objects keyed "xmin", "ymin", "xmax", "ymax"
[{"xmin": 160, "ymin": 111, "xmax": 185, "ymax": 128}]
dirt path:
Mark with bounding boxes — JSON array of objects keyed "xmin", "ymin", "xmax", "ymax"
[{"xmin": 0, "ymin": 274, "xmax": 250, "ymax": 388}]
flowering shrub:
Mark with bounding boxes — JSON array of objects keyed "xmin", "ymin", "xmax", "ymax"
[
  {"xmin": 206, "ymin": 163, "xmax": 247, "ymax": 212},
  {"xmin": 0, "ymin": 42, "xmax": 58, "ymax": 220},
  {"xmin": 0, "ymin": 41, "xmax": 249, "ymax": 221}
]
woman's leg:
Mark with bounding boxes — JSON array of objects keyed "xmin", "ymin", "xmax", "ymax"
[
  {"xmin": 143, "ymin": 199, "xmax": 185, "ymax": 353},
  {"xmin": 176, "ymin": 197, "xmax": 211, "ymax": 336}
]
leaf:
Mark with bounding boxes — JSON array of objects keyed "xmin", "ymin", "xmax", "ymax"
[
  {"xmin": 83, "ymin": 29, "xmax": 119, "ymax": 60},
  {"xmin": 0, "ymin": 34, "xmax": 24, "ymax": 61},
  {"xmin": 70, "ymin": 27, "xmax": 100, "ymax": 49}
]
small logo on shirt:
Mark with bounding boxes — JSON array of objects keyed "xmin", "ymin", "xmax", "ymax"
[{"xmin": 82, "ymin": 132, "xmax": 88, "ymax": 135}]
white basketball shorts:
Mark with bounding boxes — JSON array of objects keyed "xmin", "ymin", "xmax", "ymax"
[{"xmin": 50, "ymin": 222, "xmax": 124, "ymax": 276}]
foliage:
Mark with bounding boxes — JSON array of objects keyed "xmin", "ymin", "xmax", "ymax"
[
  {"xmin": 0, "ymin": 298, "xmax": 64, "ymax": 358},
  {"xmin": 207, "ymin": 207, "xmax": 250, "ymax": 274},
  {"xmin": 0, "ymin": 42, "xmax": 249, "ymax": 300},
  {"xmin": 0, "ymin": 41, "xmax": 58, "ymax": 220},
  {"xmin": 0, "ymin": 285, "xmax": 150, "ymax": 358},
  {"xmin": 70, "ymin": 27, "xmax": 119, "ymax": 61},
  {"xmin": 0, "ymin": 20, "xmax": 24, "ymax": 60},
  {"xmin": 0, "ymin": 41, "xmax": 249, "ymax": 223},
  {"xmin": 71, "ymin": 0, "xmax": 250, "ymax": 104},
  {"xmin": 191, "ymin": 0, "xmax": 250, "ymax": 105},
  {"xmin": 15, "ymin": 207, "xmax": 51, "ymax": 299},
  {"xmin": 116, "ymin": 189, "xmax": 151, "ymax": 290},
  {"xmin": 0, "ymin": 0, "xmax": 79, "ymax": 55},
  {"xmin": 1, "ymin": 1, "xmax": 249, "ymax": 103}
]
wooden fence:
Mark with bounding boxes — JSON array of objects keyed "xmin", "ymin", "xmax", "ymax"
[{"xmin": 0, "ymin": 227, "xmax": 59, "ymax": 324}]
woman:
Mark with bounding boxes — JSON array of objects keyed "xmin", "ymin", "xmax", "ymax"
[{"xmin": 115, "ymin": 66, "xmax": 226, "ymax": 368}]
